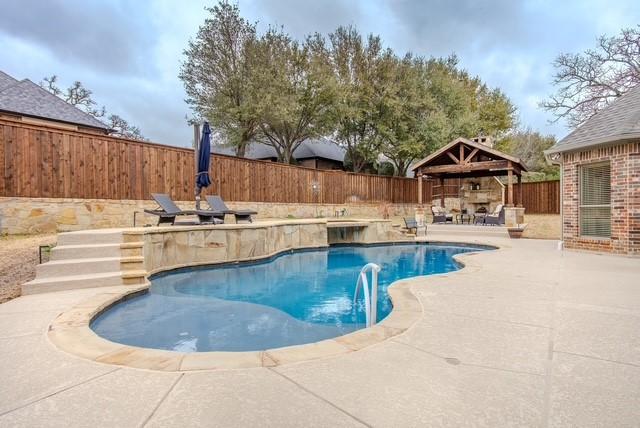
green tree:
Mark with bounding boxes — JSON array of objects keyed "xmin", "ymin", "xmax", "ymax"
[
  {"xmin": 180, "ymin": 1, "xmax": 258, "ymax": 156},
  {"xmin": 377, "ymin": 55, "xmax": 432, "ymax": 176},
  {"xmin": 495, "ymin": 128, "xmax": 559, "ymax": 181},
  {"xmin": 378, "ymin": 55, "xmax": 516, "ymax": 175},
  {"xmin": 424, "ymin": 56, "xmax": 516, "ymax": 147},
  {"xmin": 250, "ymin": 29, "xmax": 337, "ymax": 163},
  {"xmin": 328, "ymin": 26, "xmax": 386, "ymax": 172}
]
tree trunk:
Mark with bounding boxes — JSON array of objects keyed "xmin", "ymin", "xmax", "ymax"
[
  {"xmin": 235, "ymin": 142, "xmax": 247, "ymax": 158},
  {"xmin": 235, "ymin": 130, "xmax": 252, "ymax": 158},
  {"xmin": 281, "ymin": 148, "xmax": 293, "ymax": 164}
]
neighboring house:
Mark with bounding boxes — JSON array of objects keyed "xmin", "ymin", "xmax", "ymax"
[
  {"xmin": 211, "ymin": 137, "xmax": 346, "ymax": 170},
  {"xmin": 0, "ymin": 70, "xmax": 109, "ymax": 134},
  {"xmin": 546, "ymin": 84, "xmax": 640, "ymax": 255}
]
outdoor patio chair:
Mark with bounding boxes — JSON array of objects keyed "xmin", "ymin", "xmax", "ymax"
[
  {"xmin": 431, "ymin": 206, "xmax": 453, "ymax": 223},
  {"xmin": 403, "ymin": 217, "xmax": 419, "ymax": 234},
  {"xmin": 144, "ymin": 193, "xmax": 224, "ymax": 225},
  {"xmin": 477, "ymin": 204, "xmax": 505, "ymax": 226},
  {"xmin": 205, "ymin": 195, "xmax": 257, "ymax": 223}
]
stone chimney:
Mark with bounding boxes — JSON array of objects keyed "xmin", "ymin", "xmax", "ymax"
[{"xmin": 472, "ymin": 135, "xmax": 494, "ymax": 148}]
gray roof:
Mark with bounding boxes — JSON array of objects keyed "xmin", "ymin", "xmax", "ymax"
[
  {"xmin": 293, "ymin": 137, "xmax": 345, "ymax": 162},
  {"xmin": 0, "ymin": 73, "xmax": 109, "ymax": 131},
  {"xmin": 547, "ymin": 84, "xmax": 640, "ymax": 154},
  {"xmin": 211, "ymin": 142, "xmax": 277, "ymax": 159},
  {"xmin": 211, "ymin": 137, "xmax": 345, "ymax": 162},
  {"xmin": 0, "ymin": 71, "xmax": 18, "ymax": 91}
]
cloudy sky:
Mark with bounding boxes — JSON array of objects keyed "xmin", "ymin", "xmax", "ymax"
[{"xmin": 1, "ymin": 0, "xmax": 638, "ymax": 146}]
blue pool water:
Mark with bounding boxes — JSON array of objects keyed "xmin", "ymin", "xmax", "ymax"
[{"xmin": 91, "ymin": 243, "xmax": 487, "ymax": 352}]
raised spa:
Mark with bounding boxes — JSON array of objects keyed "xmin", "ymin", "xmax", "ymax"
[{"xmin": 91, "ymin": 243, "xmax": 487, "ymax": 352}]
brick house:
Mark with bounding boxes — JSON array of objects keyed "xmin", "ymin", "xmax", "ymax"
[{"xmin": 546, "ymin": 85, "xmax": 640, "ymax": 255}]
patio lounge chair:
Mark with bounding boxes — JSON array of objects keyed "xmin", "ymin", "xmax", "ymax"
[
  {"xmin": 431, "ymin": 206, "xmax": 453, "ymax": 223},
  {"xmin": 403, "ymin": 217, "xmax": 418, "ymax": 234},
  {"xmin": 144, "ymin": 193, "xmax": 223, "ymax": 225},
  {"xmin": 476, "ymin": 204, "xmax": 505, "ymax": 226},
  {"xmin": 205, "ymin": 195, "xmax": 257, "ymax": 223}
]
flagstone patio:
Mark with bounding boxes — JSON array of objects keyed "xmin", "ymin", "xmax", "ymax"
[{"xmin": 0, "ymin": 234, "xmax": 638, "ymax": 427}]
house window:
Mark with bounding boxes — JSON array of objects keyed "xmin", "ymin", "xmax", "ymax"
[{"xmin": 579, "ymin": 161, "xmax": 611, "ymax": 238}]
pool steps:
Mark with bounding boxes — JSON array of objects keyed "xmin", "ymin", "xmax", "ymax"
[{"xmin": 22, "ymin": 230, "xmax": 146, "ymax": 295}]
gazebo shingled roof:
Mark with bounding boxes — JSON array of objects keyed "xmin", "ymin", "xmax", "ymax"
[{"xmin": 412, "ymin": 137, "xmax": 527, "ymax": 207}]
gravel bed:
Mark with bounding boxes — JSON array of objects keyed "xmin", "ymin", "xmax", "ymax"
[{"xmin": 0, "ymin": 234, "xmax": 56, "ymax": 303}]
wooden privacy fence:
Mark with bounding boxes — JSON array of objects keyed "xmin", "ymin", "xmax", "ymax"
[
  {"xmin": 513, "ymin": 180, "xmax": 560, "ymax": 214},
  {"xmin": 0, "ymin": 119, "xmax": 426, "ymax": 204},
  {"xmin": 0, "ymin": 118, "xmax": 559, "ymax": 212}
]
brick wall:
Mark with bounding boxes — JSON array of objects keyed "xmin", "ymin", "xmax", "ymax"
[{"xmin": 561, "ymin": 141, "xmax": 640, "ymax": 255}]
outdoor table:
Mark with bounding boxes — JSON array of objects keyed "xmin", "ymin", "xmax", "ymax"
[{"xmin": 456, "ymin": 213, "xmax": 474, "ymax": 224}]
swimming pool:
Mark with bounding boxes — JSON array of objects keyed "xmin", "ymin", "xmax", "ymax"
[{"xmin": 91, "ymin": 243, "xmax": 487, "ymax": 352}]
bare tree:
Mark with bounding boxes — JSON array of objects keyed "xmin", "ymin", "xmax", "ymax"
[
  {"xmin": 40, "ymin": 75, "xmax": 145, "ymax": 140},
  {"xmin": 106, "ymin": 114, "xmax": 145, "ymax": 140},
  {"xmin": 541, "ymin": 26, "xmax": 640, "ymax": 127}
]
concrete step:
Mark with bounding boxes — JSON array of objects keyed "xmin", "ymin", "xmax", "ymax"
[
  {"xmin": 57, "ymin": 230, "xmax": 123, "ymax": 246},
  {"xmin": 36, "ymin": 257, "xmax": 122, "ymax": 277},
  {"xmin": 122, "ymin": 270, "xmax": 148, "ymax": 285},
  {"xmin": 121, "ymin": 256, "xmax": 145, "ymax": 271},
  {"xmin": 120, "ymin": 242, "xmax": 144, "ymax": 258},
  {"xmin": 22, "ymin": 271, "xmax": 125, "ymax": 295},
  {"xmin": 51, "ymin": 243, "xmax": 121, "ymax": 260}
]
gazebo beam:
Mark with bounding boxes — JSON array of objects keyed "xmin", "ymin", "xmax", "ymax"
[
  {"xmin": 463, "ymin": 148, "xmax": 479, "ymax": 164},
  {"xmin": 420, "ymin": 159, "xmax": 509, "ymax": 175},
  {"xmin": 446, "ymin": 152, "xmax": 460, "ymax": 164}
]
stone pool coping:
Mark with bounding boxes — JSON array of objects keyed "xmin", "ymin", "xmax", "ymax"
[{"xmin": 46, "ymin": 242, "xmax": 492, "ymax": 372}]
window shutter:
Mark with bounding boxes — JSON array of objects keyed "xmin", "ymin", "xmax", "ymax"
[{"xmin": 579, "ymin": 162, "xmax": 611, "ymax": 238}]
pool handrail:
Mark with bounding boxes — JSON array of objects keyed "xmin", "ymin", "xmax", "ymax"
[{"xmin": 353, "ymin": 263, "xmax": 381, "ymax": 327}]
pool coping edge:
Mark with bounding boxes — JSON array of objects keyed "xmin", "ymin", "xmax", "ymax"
[{"xmin": 46, "ymin": 242, "xmax": 494, "ymax": 372}]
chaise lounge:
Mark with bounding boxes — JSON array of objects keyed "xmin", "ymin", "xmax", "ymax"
[
  {"xmin": 431, "ymin": 206, "xmax": 453, "ymax": 223},
  {"xmin": 144, "ymin": 193, "xmax": 224, "ymax": 225},
  {"xmin": 206, "ymin": 195, "xmax": 257, "ymax": 223},
  {"xmin": 403, "ymin": 217, "xmax": 419, "ymax": 235}
]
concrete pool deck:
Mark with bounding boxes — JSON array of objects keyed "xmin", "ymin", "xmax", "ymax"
[{"xmin": 0, "ymin": 234, "xmax": 639, "ymax": 427}]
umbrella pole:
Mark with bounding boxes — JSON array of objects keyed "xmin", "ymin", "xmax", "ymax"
[{"xmin": 193, "ymin": 123, "xmax": 201, "ymax": 210}]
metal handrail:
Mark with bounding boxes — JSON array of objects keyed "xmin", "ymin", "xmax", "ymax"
[{"xmin": 353, "ymin": 263, "xmax": 381, "ymax": 327}]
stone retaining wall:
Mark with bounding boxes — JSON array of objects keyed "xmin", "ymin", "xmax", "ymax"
[
  {"xmin": 138, "ymin": 220, "xmax": 329, "ymax": 274},
  {"xmin": 327, "ymin": 220, "xmax": 411, "ymax": 245},
  {"xmin": 0, "ymin": 197, "xmax": 419, "ymax": 235}
]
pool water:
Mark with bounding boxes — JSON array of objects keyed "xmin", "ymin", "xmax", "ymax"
[{"xmin": 91, "ymin": 243, "xmax": 486, "ymax": 352}]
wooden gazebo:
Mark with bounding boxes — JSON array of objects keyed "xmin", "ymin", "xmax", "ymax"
[{"xmin": 412, "ymin": 137, "xmax": 527, "ymax": 207}]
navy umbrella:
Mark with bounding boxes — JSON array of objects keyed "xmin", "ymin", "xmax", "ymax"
[{"xmin": 195, "ymin": 121, "xmax": 212, "ymax": 209}]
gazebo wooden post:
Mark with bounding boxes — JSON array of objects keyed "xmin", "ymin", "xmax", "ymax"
[
  {"xmin": 507, "ymin": 166, "xmax": 514, "ymax": 207},
  {"xmin": 517, "ymin": 174, "xmax": 523, "ymax": 207},
  {"xmin": 439, "ymin": 177, "xmax": 445, "ymax": 208},
  {"xmin": 417, "ymin": 172, "xmax": 423, "ymax": 205}
]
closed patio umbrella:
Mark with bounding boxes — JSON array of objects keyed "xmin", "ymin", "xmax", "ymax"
[{"xmin": 195, "ymin": 121, "xmax": 212, "ymax": 209}]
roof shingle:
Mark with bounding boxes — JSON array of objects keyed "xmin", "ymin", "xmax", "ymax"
[{"xmin": 0, "ymin": 70, "xmax": 18, "ymax": 91}]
